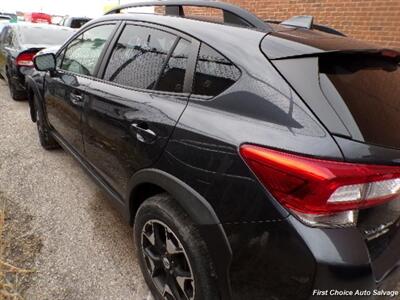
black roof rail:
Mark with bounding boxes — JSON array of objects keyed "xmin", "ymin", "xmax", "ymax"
[
  {"xmin": 266, "ymin": 18, "xmax": 346, "ymax": 37},
  {"xmin": 105, "ymin": 0, "xmax": 272, "ymax": 32}
]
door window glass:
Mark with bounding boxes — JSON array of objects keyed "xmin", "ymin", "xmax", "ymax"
[
  {"xmin": 61, "ymin": 24, "xmax": 114, "ymax": 76},
  {"xmin": 155, "ymin": 38, "xmax": 191, "ymax": 93},
  {"xmin": 104, "ymin": 25, "xmax": 177, "ymax": 90}
]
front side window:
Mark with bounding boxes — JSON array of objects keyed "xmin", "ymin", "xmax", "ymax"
[
  {"xmin": 60, "ymin": 24, "xmax": 114, "ymax": 76},
  {"xmin": 104, "ymin": 25, "xmax": 177, "ymax": 90},
  {"xmin": 193, "ymin": 43, "xmax": 240, "ymax": 96}
]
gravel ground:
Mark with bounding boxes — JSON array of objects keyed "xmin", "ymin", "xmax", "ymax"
[{"xmin": 0, "ymin": 80, "xmax": 152, "ymax": 299}]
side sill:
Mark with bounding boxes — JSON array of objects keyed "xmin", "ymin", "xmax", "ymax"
[{"xmin": 51, "ymin": 131, "xmax": 130, "ymax": 222}]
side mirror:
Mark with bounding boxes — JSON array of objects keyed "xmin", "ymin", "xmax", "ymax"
[{"xmin": 33, "ymin": 53, "xmax": 56, "ymax": 72}]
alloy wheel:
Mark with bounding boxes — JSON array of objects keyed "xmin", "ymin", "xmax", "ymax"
[{"xmin": 141, "ymin": 220, "xmax": 195, "ymax": 300}]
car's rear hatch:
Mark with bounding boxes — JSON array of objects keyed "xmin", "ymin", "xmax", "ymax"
[{"xmin": 261, "ymin": 28, "xmax": 400, "ymax": 283}]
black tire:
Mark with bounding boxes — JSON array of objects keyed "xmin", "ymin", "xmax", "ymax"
[
  {"xmin": 8, "ymin": 76, "xmax": 26, "ymax": 101},
  {"xmin": 134, "ymin": 194, "xmax": 219, "ymax": 300},
  {"xmin": 34, "ymin": 94, "xmax": 60, "ymax": 150}
]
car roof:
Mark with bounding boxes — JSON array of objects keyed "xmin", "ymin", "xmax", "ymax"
[
  {"xmin": 91, "ymin": 12, "xmax": 389, "ymax": 61},
  {"xmin": 88, "ymin": 13, "xmax": 266, "ymax": 64}
]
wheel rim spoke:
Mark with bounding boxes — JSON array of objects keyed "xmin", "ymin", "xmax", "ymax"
[
  {"xmin": 166, "ymin": 233, "xmax": 183, "ymax": 255},
  {"xmin": 174, "ymin": 267, "xmax": 194, "ymax": 300},
  {"xmin": 143, "ymin": 247, "xmax": 163, "ymax": 277},
  {"xmin": 153, "ymin": 222, "xmax": 167, "ymax": 249},
  {"xmin": 143, "ymin": 222, "xmax": 156, "ymax": 246},
  {"xmin": 143, "ymin": 246, "xmax": 161, "ymax": 262},
  {"xmin": 162, "ymin": 283, "xmax": 176, "ymax": 299},
  {"xmin": 167, "ymin": 274, "xmax": 183, "ymax": 300}
]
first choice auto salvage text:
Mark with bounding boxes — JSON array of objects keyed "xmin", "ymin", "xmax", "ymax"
[{"xmin": 313, "ymin": 289, "xmax": 399, "ymax": 297}]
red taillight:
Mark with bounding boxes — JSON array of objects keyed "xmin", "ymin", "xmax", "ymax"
[
  {"xmin": 240, "ymin": 145, "xmax": 400, "ymax": 226},
  {"xmin": 16, "ymin": 52, "xmax": 36, "ymax": 67},
  {"xmin": 381, "ymin": 49, "xmax": 400, "ymax": 59}
]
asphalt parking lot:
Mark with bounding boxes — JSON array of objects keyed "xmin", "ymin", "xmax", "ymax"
[{"xmin": 0, "ymin": 79, "xmax": 152, "ymax": 299}]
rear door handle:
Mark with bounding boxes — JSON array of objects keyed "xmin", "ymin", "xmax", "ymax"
[
  {"xmin": 70, "ymin": 92, "xmax": 83, "ymax": 105},
  {"xmin": 130, "ymin": 122, "xmax": 157, "ymax": 144}
]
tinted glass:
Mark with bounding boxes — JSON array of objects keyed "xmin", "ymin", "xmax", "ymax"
[
  {"xmin": 104, "ymin": 25, "xmax": 177, "ymax": 90},
  {"xmin": 61, "ymin": 24, "xmax": 114, "ymax": 76},
  {"xmin": 155, "ymin": 39, "xmax": 191, "ymax": 93},
  {"xmin": 320, "ymin": 53, "xmax": 400, "ymax": 149},
  {"xmin": 193, "ymin": 44, "xmax": 240, "ymax": 96},
  {"xmin": 70, "ymin": 19, "xmax": 90, "ymax": 29},
  {"xmin": 19, "ymin": 26, "xmax": 74, "ymax": 45},
  {"xmin": 4, "ymin": 28, "xmax": 13, "ymax": 46}
]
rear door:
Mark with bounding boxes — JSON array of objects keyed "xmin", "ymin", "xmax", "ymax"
[
  {"xmin": 44, "ymin": 23, "xmax": 116, "ymax": 154},
  {"xmin": 83, "ymin": 23, "xmax": 198, "ymax": 196}
]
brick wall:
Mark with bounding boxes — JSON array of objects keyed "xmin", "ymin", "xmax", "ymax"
[{"xmin": 169, "ymin": 0, "xmax": 400, "ymax": 49}]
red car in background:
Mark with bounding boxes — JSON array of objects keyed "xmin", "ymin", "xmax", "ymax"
[{"xmin": 24, "ymin": 12, "xmax": 52, "ymax": 24}]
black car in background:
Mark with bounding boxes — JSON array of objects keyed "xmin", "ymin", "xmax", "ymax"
[
  {"xmin": 61, "ymin": 16, "xmax": 92, "ymax": 29},
  {"xmin": 0, "ymin": 22, "xmax": 74, "ymax": 100},
  {"xmin": 0, "ymin": 15, "xmax": 11, "ymax": 21},
  {"xmin": 27, "ymin": 1, "xmax": 400, "ymax": 299},
  {"xmin": 0, "ymin": 12, "xmax": 17, "ymax": 22}
]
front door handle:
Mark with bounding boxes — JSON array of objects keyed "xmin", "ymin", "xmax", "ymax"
[
  {"xmin": 130, "ymin": 122, "xmax": 157, "ymax": 144},
  {"xmin": 70, "ymin": 92, "xmax": 83, "ymax": 105}
]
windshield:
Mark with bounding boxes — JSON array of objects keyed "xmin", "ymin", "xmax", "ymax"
[
  {"xmin": 320, "ymin": 53, "xmax": 400, "ymax": 149},
  {"xmin": 19, "ymin": 26, "xmax": 73, "ymax": 45}
]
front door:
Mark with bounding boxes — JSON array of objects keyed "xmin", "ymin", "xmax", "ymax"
[
  {"xmin": 83, "ymin": 24, "xmax": 196, "ymax": 196},
  {"xmin": 44, "ymin": 23, "xmax": 116, "ymax": 154}
]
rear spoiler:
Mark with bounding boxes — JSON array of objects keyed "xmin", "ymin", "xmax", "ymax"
[
  {"xmin": 271, "ymin": 49, "xmax": 400, "ymax": 62},
  {"xmin": 266, "ymin": 17, "xmax": 346, "ymax": 37}
]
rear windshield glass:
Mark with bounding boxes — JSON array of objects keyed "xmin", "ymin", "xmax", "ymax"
[
  {"xmin": 320, "ymin": 53, "xmax": 400, "ymax": 149},
  {"xmin": 19, "ymin": 26, "xmax": 73, "ymax": 45}
]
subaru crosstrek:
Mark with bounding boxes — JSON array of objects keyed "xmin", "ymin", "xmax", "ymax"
[{"xmin": 26, "ymin": 1, "xmax": 400, "ymax": 299}]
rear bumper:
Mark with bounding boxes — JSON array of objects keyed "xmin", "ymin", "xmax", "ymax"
[
  {"xmin": 11, "ymin": 66, "xmax": 35, "ymax": 92},
  {"xmin": 222, "ymin": 216, "xmax": 400, "ymax": 300}
]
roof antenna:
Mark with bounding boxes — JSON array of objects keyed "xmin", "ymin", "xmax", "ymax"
[{"xmin": 281, "ymin": 15, "xmax": 314, "ymax": 29}]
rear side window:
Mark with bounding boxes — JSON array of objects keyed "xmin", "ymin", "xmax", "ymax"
[
  {"xmin": 155, "ymin": 38, "xmax": 191, "ymax": 93},
  {"xmin": 193, "ymin": 44, "xmax": 240, "ymax": 96},
  {"xmin": 320, "ymin": 53, "xmax": 400, "ymax": 148},
  {"xmin": 104, "ymin": 25, "xmax": 177, "ymax": 90}
]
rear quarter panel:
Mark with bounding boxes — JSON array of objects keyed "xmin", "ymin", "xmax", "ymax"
[{"xmin": 157, "ymin": 35, "xmax": 343, "ymax": 223}]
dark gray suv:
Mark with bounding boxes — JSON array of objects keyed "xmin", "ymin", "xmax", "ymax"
[{"xmin": 26, "ymin": 1, "xmax": 400, "ymax": 299}]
